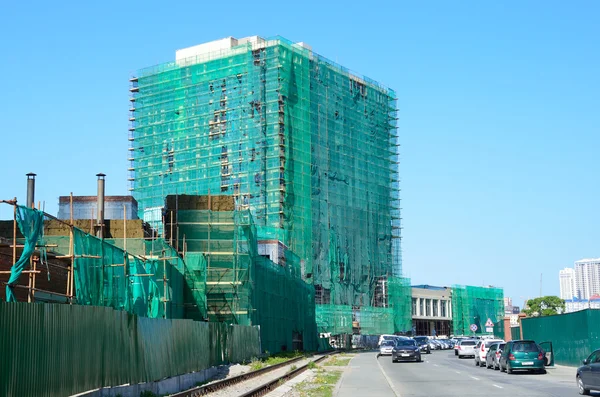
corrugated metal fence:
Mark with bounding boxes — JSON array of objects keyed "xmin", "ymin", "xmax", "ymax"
[
  {"xmin": 521, "ymin": 308, "xmax": 600, "ymax": 366},
  {"xmin": 0, "ymin": 302, "xmax": 260, "ymax": 397}
]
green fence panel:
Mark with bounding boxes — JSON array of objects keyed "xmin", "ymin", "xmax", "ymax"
[
  {"xmin": 511, "ymin": 327, "xmax": 521, "ymax": 341},
  {"xmin": 0, "ymin": 302, "xmax": 259, "ymax": 397},
  {"xmin": 521, "ymin": 309, "xmax": 600, "ymax": 366}
]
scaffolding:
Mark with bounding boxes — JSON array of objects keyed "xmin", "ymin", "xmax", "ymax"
[
  {"xmin": 0, "ymin": 200, "xmax": 184, "ymax": 319},
  {"xmin": 451, "ymin": 285, "xmax": 504, "ymax": 337},
  {"xmin": 129, "ymin": 36, "xmax": 405, "ymax": 335}
]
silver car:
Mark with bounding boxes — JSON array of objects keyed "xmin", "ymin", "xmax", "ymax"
[
  {"xmin": 379, "ymin": 340, "xmax": 396, "ymax": 356},
  {"xmin": 457, "ymin": 339, "xmax": 478, "ymax": 358}
]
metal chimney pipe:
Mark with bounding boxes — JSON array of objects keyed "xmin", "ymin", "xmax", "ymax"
[
  {"xmin": 26, "ymin": 173, "xmax": 36, "ymax": 209},
  {"xmin": 96, "ymin": 173, "xmax": 106, "ymax": 238}
]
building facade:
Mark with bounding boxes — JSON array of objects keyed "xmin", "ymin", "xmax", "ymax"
[
  {"xmin": 559, "ymin": 267, "xmax": 576, "ymax": 300},
  {"xmin": 411, "ymin": 285, "xmax": 452, "ymax": 336},
  {"xmin": 129, "ymin": 36, "xmax": 406, "ymax": 335},
  {"xmin": 574, "ymin": 258, "xmax": 600, "ymax": 300}
]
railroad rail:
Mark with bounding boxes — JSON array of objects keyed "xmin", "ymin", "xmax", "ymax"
[
  {"xmin": 168, "ymin": 353, "xmax": 327, "ymax": 397},
  {"xmin": 238, "ymin": 353, "xmax": 334, "ymax": 397}
]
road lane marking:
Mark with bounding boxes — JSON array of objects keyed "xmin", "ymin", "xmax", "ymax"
[
  {"xmin": 433, "ymin": 364, "xmax": 439, "ymax": 367},
  {"xmin": 454, "ymin": 371, "xmax": 461, "ymax": 374},
  {"xmin": 470, "ymin": 376, "xmax": 480, "ymax": 380},
  {"xmin": 493, "ymin": 384, "xmax": 503, "ymax": 389}
]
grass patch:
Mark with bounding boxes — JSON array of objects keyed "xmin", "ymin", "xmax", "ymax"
[
  {"xmin": 295, "ymin": 369, "xmax": 342, "ymax": 397},
  {"xmin": 248, "ymin": 350, "xmax": 305, "ymax": 371},
  {"xmin": 325, "ymin": 357, "xmax": 351, "ymax": 366},
  {"xmin": 307, "ymin": 361, "xmax": 317, "ymax": 369}
]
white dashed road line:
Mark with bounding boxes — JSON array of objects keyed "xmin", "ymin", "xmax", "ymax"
[
  {"xmin": 454, "ymin": 371, "xmax": 461, "ymax": 374},
  {"xmin": 470, "ymin": 376, "xmax": 480, "ymax": 381},
  {"xmin": 493, "ymin": 384, "xmax": 503, "ymax": 389}
]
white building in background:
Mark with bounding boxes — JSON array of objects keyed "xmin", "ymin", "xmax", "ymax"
[
  {"xmin": 575, "ymin": 258, "xmax": 600, "ymax": 300},
  {"xmin": 559, "ymin": 267, "xmax": 576, "ymax": 300},
  {"xmin": 564, "ymin": 297, "xmax": 600, "ymax": 313}
]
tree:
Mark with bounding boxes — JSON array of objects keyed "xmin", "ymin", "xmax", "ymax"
[{"xmin": 522, "ymin": 296, "xmax": 565, "ymax": 317}]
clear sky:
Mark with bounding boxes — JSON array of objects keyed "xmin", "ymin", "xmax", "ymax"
[{"xmin": 1, "ymin": 1, "xmax": 598, "ymax": 305}]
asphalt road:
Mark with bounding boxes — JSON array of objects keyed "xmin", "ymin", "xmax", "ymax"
[{"xmin": 337, "ymin": 350, "xmax": 600, "ymax": 397}]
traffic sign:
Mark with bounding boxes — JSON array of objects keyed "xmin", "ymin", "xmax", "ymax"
[
  {"xmin": 485, "ymin": 318, "xmax": 494, "ymax": 327},
  {"xmin": 470, "ymin": 324, "xmax": 478, "ymax": 332}
]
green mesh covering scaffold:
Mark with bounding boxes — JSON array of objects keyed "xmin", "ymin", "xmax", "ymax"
[
  {"xmin": 451, "ymin": 285, "xmax": 504, "ymax": 336},
  {"xmin": 174, "ymin": 208, "xmax": 317, "ymax": 352},
  {"xmin": 43, "ymin": 231, "xmax": 185, "ymax": 319},
  {"xmin": 130, "ymin": 36, "xmax": 404, "ymax": 335}
]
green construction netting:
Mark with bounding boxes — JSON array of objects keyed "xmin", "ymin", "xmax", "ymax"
[
  {"xmin": 42, "ymin": 230, "xmax": 185, "ymax": 319},
  {"xmin": 315, "ymin": 304, "xmax": 352, "ymax": 335},
  {"xmin": 130, "ymin": 36, "xmax": 404, "ymax": 335},
  {"xmin": 388, "ymin": 277, "xmax": 413, "ymax": 333},
  {"xmin": 5, "ymin": 206, "xmax": 45, "ymax": 302},
  {"xmin": 174, "ymin": 208, "xmax": 317, "ymax": 352},
  {"xmin": 451, "ymin": 285, "xmax": 504, "ymax": 336}
]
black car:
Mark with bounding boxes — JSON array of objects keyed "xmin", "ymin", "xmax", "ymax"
[
  {"xmin": 576, "ymin": 349, "xmax": 600, "ymax": 395},
  {"xmin": 413, "ymin": 336, "xmax": 431, "ymax": 354},
  {"xmin": 392, "ymin": 339, "xmax": 422, "ymax": 363}
]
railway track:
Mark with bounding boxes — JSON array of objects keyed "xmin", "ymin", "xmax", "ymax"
[
  {"xmin": 238, "ymin": 353, "xmax": 333, "ymax": 397},
  {"xmin": 168, "ymin": 352, "xmax": 335, "ymax": 397}
]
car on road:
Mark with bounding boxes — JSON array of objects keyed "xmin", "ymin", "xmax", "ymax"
[
  {"xmin": 454, "ymin": 337, "xmax": 468, "ymax": 355},
  {"xmin": 379, "ymin": 340, "xmax": 396, "ymax": 356},
  {"xmin": 499, "ymin": 340, "xmax": 545, "ymax": 374},
  {"xmin": 392, "ymin": 338, "xmax": 422, "ymax": 363},
  {"xmin": 413, "ymin": 336, "xmax": 431, "ymax": 354},
  {"xmin": 430, "ymin": 339, "xmax": 443, "ymax": 350},
  {"xmin": 457, "ymin": 339, "xmax": 478, "ymax": 358},
  {"xmin": 485, "ymin": 342, "xmax": 506, "ymax": 370},
  {"xmin": 576, "ymin": 349, "xmax": 600, "ymax": 395},
  {"xmin": 475, "ymin": 339, "xmax": 504, "ymax": 367}
]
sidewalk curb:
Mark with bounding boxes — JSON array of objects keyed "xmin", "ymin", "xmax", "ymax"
[
  {"xmin": 333, "ymin": 355, "xmax": 354, "ymax": 397},
  {"xmin": 375, "ymin": 355, "xmax": 402, "ymax": 397}
]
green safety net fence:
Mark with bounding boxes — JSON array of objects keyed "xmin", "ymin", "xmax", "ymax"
[
  {"xmin": 131, "ymin": 36, "xmax": 402, "ymax": 335},
  {"xmin": 43, "ymin": 230, "xmax": 185, "ymax": 318},
  {"xmin": 451, "ymin": 285, "xmax": 504, "ymax": 336},
  {"xmin": 5, "ymin": 206, "xmax": 45, "ymax": 302}
]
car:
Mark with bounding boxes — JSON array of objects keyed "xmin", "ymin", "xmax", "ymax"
[
  {"xmin": 499, "ymin": 340, "xmax": 546, "ymax": 374},
  {"xmin": 475, "ymin": 339, "xmax": 504, "ymax": 367},
  {"xmin": 392, "ymin": 338, "xmax": 422, "ymax": 363},
  {"xmin": 431, "ymin": 339, "xmax": 444, "ymax": 350},
  {"xmin": 485, "ymin": 342, "xmax": 506, "ymax": 370},
  {"xmin": 576, "ymin": 349, "xmax": 600, "ymax": 395},
  {"xmin": 457, "ymin": 339, "xmax": 478, "ymax": 358},
  {"xmin": 413, "ymin": 336, "xmax": 431, "ymax": 354},
  {"xmin": 454, "ymin": 337, "xmax": 467, "ymax": 355},
  {"xmin": 379, "ymin": 340, "xmax": 396, "ymax": 356}
]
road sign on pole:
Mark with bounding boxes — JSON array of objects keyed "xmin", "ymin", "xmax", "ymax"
[{"xmin": 470, "ymin": 324, "xmax": 478, "ymax": 332}]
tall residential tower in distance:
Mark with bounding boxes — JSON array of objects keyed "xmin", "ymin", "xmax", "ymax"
[
  {"xmin": 574, "ymin": 258, "xmax": 600, "ymax": 299},
  {"xmin": 559, "ymin": 267, "xmax": 576, "ymax": 300},
  {"xmin": 129, "ymin": 36, "xmax": 410, "ymax": 337}
]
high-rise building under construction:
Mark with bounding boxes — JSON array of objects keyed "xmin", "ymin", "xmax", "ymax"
[{"xmin": 129, "ymin": 36, "xmax": 411, "ymax": 338}]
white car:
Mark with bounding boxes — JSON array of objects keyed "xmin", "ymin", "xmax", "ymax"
[
  {"xmin": 457, "ymin": 339, "xmax": 478, "ymax": 358},
  {"xmin": 474, "ymin": 339, "xmax": 504, "ymax": 367},
  {"xmin": 379, "ymin": 340, "xmax": 396, "ymax": 356}
]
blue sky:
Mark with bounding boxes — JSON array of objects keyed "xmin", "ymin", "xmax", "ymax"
[{"xmin": 1, "ymin": 1, "xmax": 598, "ymax": 305}]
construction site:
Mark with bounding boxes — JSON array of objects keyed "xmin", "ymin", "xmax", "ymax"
[{"xmin": 0, "ymin": 35, "xmax": 505, "ymax": 396}]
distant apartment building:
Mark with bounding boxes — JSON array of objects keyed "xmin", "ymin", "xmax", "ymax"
[
  {"xmin": 565, "ymin": 296, "xmax": 600, "ymax": 313},
  {"xmin": 559, "ymin": 267, "xmax": 576, "ymax": 300},
  {"xmin": 574, "ymin": 258, "xmax": 600, "ymax": 299}
]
